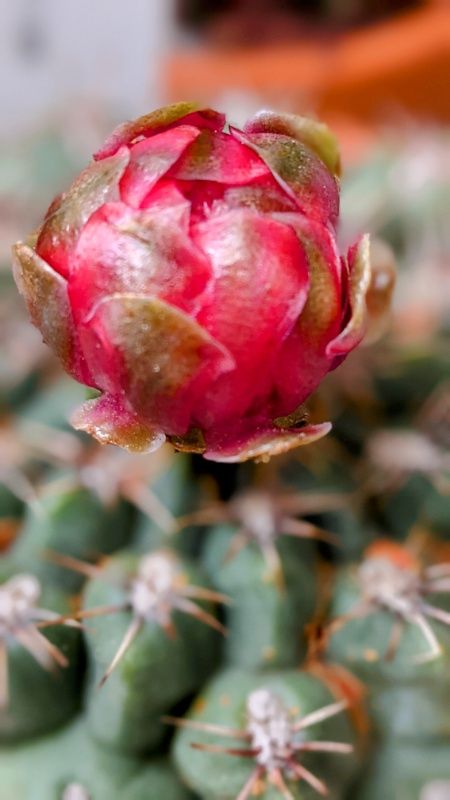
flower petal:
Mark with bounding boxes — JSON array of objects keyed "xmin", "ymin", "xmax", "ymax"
[
  {"xmin": 223, "ymin": 175, "xmax": 297, "ymax": 213},
  {"xmin": 326, "ymin": 234, "xmax": 371, "ymax": 358},
  {"xmin": 36, "ymin": 148, "xmax": 130, "ymax": 276},
  {"xmin": 244, "ymin": 111, "xmax": 341, "ymax": 176},
  {"xmin": 80, "ymin": 293, "xmax": 234, "ymax": 435},
  {"xmin": 363, "ymin": 238, "xmax": 396, "ymax": 345},
  {"xmin": 232, "ymin": 129, "xmax": 339, "ymax": 227},
  {"xmin": 205, "ymin": 422, "xmax": 332, "ymax": 463},
  {"xmin": 270, "ymin": 214, "xmax": 343, "ymax": 412},
  {"xmin": 69, "ymin": 201, "xmax": 211, "ymax": 322},
  {"xmin": 171, "ymin": 130, "xmax": 269, "ymax": 184},
  {"xmin": 192, "ymin": 208, "xmax": 310, "ymax": 422},
  {"xmin": 95, "ymin": 102, "xmax": 225, "ymax": 160},
  {"xmin": 120, "ymin": 125, "xmax": 201, "ymax": 208},
  {"xmin": 194, "ymin": 209, "xmax": 310, "ymax": 358},
  {"xmin": 140, "ymin": 179, "xmax": 191, "ymax": 228},
  {"xmin": 12, "ymin": 243, "xmax": 78, "ymax": 378},
  {"xmin": 71, "ymin": 394, "xmax": 165, "ymax": 453}
]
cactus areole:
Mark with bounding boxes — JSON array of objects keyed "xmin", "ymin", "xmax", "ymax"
[
  {"xmin": 13, "ymin": 102, "xmax": 372, "ymax": 462},
  {"xmin": 169, "ymin": 687, "xmax": 353, "ymax": 797}
]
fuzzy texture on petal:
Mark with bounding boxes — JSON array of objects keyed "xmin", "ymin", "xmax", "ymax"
[
  {"xmin": 232, "ymin": 128, "xmax": 339, "ymax": 228},
  {"xmin": 36, "ymin": 148, "xmax": 130, "ymax": 276},
  {"xmin": 95, "ymin": 102, "xmax": 225, "ymax": 159},
  {"xmin": 244, "ymin": 110, "xmax": 341, "ymax": 176},
  {"xmin": 71, "ymin": 394, "xmax": 166, "ymax": 453},
  {"xmin": 78, "ymin": 293, "xmax": 234, "ymax": 436},
  {"xmin": 68, "ymin": 202, "xmax": 211, "ymax": 322}
]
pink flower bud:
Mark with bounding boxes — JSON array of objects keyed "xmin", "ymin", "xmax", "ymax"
[{"xmin": 13, "ymin": 103, "xmax": 373, "ymax": 462}]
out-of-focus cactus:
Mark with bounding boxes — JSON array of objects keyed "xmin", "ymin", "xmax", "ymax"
[
  {"xmin": 173, "ymin": 668, "xmax": 359, "ymax": 799},
  {"xmin": 81, "ymin": 549, "xmax": 224, "ymax": 753},
  {"xmin": 0, "ymin": 716, "xmax": 193, "ymax": 800},
  {"xmin": 326, "ymin": 540, "xmax": 450, "ymax": 740},
  {"xmin": 3, "ymin": 110, "xmax": 450, "ymax": 797},
  {"xmin": 202, "ymin": 523, "xmax": 316, "ymax": 670},
  {"xmin": 0, "ymin": 568, "xmax": 82, "ymax": 742},
  {"xmin": 6, "ymin": 481, "xmax": 132, "ymax": 593},
  {"xmin": 354, "ymin": 741, "xmax": 450, "ymax": 800}
]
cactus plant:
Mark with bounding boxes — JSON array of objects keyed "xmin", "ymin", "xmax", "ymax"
[{"xmin": 1, "ymin": 109, "xmax": 449, "ymax": 798}]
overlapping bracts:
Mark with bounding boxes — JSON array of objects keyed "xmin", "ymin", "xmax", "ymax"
[{"xmin": 13, "ymin": 103, "xmax": 371, "ymax": 461}]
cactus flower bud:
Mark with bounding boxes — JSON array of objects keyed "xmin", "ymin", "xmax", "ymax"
[{"xmin": 13, "ymin": 103, "xmax": 373, "ymax": 462}]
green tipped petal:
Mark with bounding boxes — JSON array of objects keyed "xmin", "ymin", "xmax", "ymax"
[
  {"xmin": 12, "ymin": 243, "xmax": 74, "ymax": 373},
  {"xmin": 95, "ymin": 102, "xmax": 225, "ymax": 159},
  {"xmin": 327, "ymin": 234, "xmax": 372, "ymax": 357},
  {"xmin": 245, "ymin": 110, "xmax": 341, "ymax": 176},
  {"xmin": 71, "ymin": 394, "xmax": 166, "ymax": 453},
  {"xmin": 36, "ymin": 148, "xmax": 130, "ymax": 272}
]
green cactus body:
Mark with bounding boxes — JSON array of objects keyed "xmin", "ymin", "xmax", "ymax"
[
  {"xmin": 0, "ymin": 485, "xmax": 23, "ymax": 523},
  {"xmin": 0, "ymin": 716, "xmax": 167, "ymax": 800},
  {"xmin": 122, "ymin": 760, "xmax": 195, "ymax": 800},
  {"xmin": 132, "ymin": 455, "xmax": 200, "ymax": 557},
  {"xmin": 174, "ymin": 668, "xmax": 359, "ymax": 800},
  {"xmin": 354, "ymin": 741, "xmax": 450, "ymax": 800},
  {"xmin": 3, "ymin": 106, "xmax": 450, "ymax": 798},
  {"xmin": 0, "ymin": 570, "xmax": 83, "ymax": 743},
  {"xmin": 83, "ymin": 550, "xmax": 221, "ymax": 754},
  {"xmin": 382, "ymin": 475, "xmax": 437, "ymax": 541},
  {"xmin": 322, "ymin": 509, "xmax": 372, "ymax": 564},
  {"xmin": 7, "ymin": 484, "xmax": 132, "ymax": 592},
  {"xmin": 327, "ymin": 564, "xmax": 450, "ymax": 740},
  {"xmin": 202, "ymin": 524, "xmax": 316, "ymax": 670}
]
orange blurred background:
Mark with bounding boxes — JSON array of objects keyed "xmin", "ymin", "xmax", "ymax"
[{"xmin": 167, "ymin": 0, "xmax": 450, "ymax": 165}]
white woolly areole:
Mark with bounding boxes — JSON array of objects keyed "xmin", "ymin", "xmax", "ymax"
[
  {"xmin": 358, "ymin": 556, "xmax": 421, "ymax": 617},
  {"xmin": 130, "ymin": 551, "xmax": 180, "ymax": 625},
  {"xmin": 0, "ymin": 574, "xmax": 41, "ymax": 632},
  {"xmin": 232, "ymin": 491, "xmax": 279, "ymax": 546},
  {"xmin": 246, "ymin": 688, "xmax": 295, "ymax": 771},
  {"xmin": 368, "ymin": 430, "xmax": 444, "ymax": 473}
]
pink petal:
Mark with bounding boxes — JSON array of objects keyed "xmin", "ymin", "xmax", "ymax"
[
  {"xmin": 179, "ymin": 180, "xmax": 227, "ymax": 225},
  {"xmin": 71, "ymin": 394, "xmax": 166, "ymax": 453},
  {"xmin": 120, "ymin": 125, "xmax": 201, "ymax": 208},
  {"xmin": 326, "ymin": 235, "xmax": 371, "ymax": 358},
  {"xmin": 79, "ymin": 293, "xmax": 234, "ymax": 436},
  {"xmin": 12, "ymin": 243, "xmax": 92, "ymax": 385},
  {"xmin": 192, "ymin": 209, "xmax": 310, "ymax": 424},
  {"xmin": 170, "ymin": 130, "xmax": 269, "ymax": 185},
  {"xmin": 244, "ymin": 111, "xmax": 341, "ymax": 176},
  {"xmin": 204, "ymin": 421, "xmax": 332, "ymax": 463},
  {"xmin": 140, "ymin": 179, "xmax": 191, "ymax": 230},
  {"xmin": 95, "ymin": 103, "xmax": 225, "ymax": 160},
  {"xmin": 182, "ymin": 173, "xmax": 295, "ymax": 227},
  {"xmin": 270, "ymin": 214, "xmax": 344, "ymax": 413},
  {"xmin": 68, "ymin": 201, "xmax": 211, "ymax": 323},
  {"xmin": 223, "ymin": 174, "xmax": 297, "ymax": 214},
  {"xmin": 232, "ymin": 128, "xmax": 339, "ymax": 228},
  {"xmin": 36, "ymin": 148, "xmax": 129, "ymax": 277}
]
